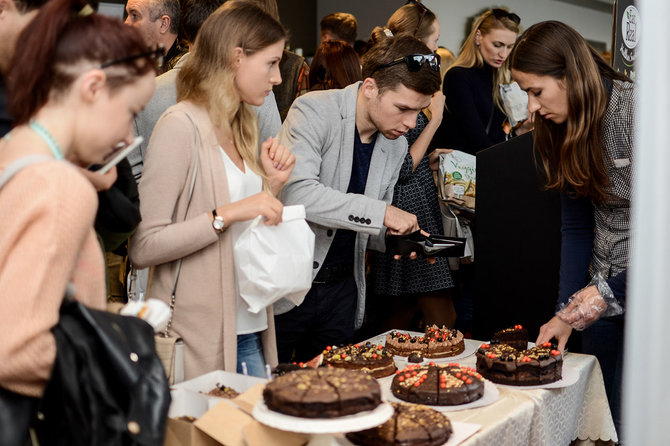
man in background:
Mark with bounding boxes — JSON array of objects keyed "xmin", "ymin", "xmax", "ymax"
[{"xmin": 125, "ymin": 0, "xmax": 186, "ymax": 73}]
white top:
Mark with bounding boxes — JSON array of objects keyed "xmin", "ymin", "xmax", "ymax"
[{"xmin": 220, "ymin": 147, "xmax": 267, "ymax": 335}]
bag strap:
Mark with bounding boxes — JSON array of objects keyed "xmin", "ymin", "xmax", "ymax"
[
  {"xmin": 0, "ymin": 155, "xmax": 53, "ymax": 189},
  {"xmin": 162, "ymin": 112, "xmax": 200, "ymax": 337}
]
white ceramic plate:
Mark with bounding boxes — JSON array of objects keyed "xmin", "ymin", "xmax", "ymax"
[
  {"xmin": 252, "ymin": 400, "xmax": 394, "ymax": 434},
  {"xmin": 491, "ymin": 364, "xmax": 579, "ymax": 390},
  {"xmin": 379, "ymin": 376, "xmax": 500, "ymax": 413}
]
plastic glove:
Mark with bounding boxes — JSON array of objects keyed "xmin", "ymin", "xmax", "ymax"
[{"xmin": 556, "ymin": 273, "xmax": 624, "ymax": 331}]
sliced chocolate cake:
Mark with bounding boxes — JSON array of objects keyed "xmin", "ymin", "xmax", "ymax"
[
  {"xmin": 391, "ymin": 363, "xmax": 484, "ymax": 406},
  {"xmin": 476, "ymin": 341, "xmax": 563, "ymax": 386},
  {"xmin": 491, "ymin": 324, "xmax": 528, "ymax": 351}
]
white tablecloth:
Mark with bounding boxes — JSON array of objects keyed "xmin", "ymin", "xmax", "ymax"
[{"xmin": 365, "ymin": 334, "xmax": 618, "ymax": 446}]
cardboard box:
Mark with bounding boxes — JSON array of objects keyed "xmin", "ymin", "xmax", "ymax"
[{"xmin": 165, "ymin": 372, "xmax": 308, "ymax": 446}]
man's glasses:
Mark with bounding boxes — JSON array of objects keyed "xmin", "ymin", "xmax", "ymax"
[
  {"xmin": 100, "ymin": 45, "xmax": 165, "ymax": 69},
  {"xmin": 491, "ymin": 8, "xmax": 520, "ymax": 25},
  {"xmin": 376, "ymin": 53, "xmax": 441, "ymax": 74}
]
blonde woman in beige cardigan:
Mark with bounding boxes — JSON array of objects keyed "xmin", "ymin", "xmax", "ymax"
[{"xmin": 130, "ymin": 2, "xmax": 294, "ymax": 379}]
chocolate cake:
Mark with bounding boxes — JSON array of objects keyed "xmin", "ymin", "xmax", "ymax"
[
  {"xmin": 204, "ymin": 383, "xmax": 239, "ymax": 398},
  {"xmin": 476, "ymin": 341, "xmax": 563, "ymax": 386},
  {"xmin": 491, "ymin": 324, "xmax": 528, "ymax": 351},
  {"xmin": 346, "ymin": 402, "xmax": 452, "ymax": 446},
  {"xmin": 386, "ymin": 325, "xmax": 465, "ymax": 358},
  {"xmin": 262, "ymin": 368, "xmax": 381, "ymax": 418},
  {"xmin": 322, "ymin": 342, "xmax": 396, "ymax": 378},
  {"xmin": 391, "ymin": 363, "xmax": 484, "ymax": 405}
]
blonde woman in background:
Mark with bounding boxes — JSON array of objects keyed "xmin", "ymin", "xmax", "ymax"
[
  {"xmin": 130, "ymin": 2, "xmax": 294, "ymax": 379},
  {"xmin": 367, "ymin": 1, "xmax": 457, "ymax": 333}
]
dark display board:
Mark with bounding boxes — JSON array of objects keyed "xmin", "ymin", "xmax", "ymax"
[
  {"xmin": 473, "ymin": 132, "xmax": 561, "ymax": 342},
  {"xmin": 612, "ymin": 0, "xmax": 639, "ymax": 80}
]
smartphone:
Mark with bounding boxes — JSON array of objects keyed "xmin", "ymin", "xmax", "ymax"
[{"xmin": 95, "ymin": 136, "xmax": 144, "ymax": 174}]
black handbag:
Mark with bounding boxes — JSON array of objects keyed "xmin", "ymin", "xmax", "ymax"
[
  {"xmin": 0, "ymin": 157, "xmax": 171, "ymax": 446},
  {"xmin": 34, "ymin": 292, "xmax": 171, "ymax": 446}
]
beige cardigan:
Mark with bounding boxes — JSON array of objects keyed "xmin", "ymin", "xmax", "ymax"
[{"xmin": 130, "ymin": 101, "xmax": 278, "ymax": 379}]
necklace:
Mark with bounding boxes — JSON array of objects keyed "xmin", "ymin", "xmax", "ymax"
[{"xmin": 29, "ymin": 119, "xmax": 65, "ymax": 160}]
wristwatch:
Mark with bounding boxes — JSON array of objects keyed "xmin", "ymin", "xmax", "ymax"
[{"xmin": 212, "ymin": 209, "xmax": 225, "ymax": 233}]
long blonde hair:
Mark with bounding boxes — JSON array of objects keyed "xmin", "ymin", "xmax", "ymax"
[
  {"xmin": 177, "ymin": 2, "xmax": 285, "ymax": 180},
  {"xmin": 450, "ymin": 8, "xmax": 520, "ymax": 111}
]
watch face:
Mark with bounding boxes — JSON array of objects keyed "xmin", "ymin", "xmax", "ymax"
[{"xmin": 213, "ymin": 218, "xmax": 225, "ymax": 230}]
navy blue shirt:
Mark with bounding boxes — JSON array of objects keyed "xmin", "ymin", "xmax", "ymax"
[
  {"xmin": 558, "ymin": 193, "xmax": 627, "ymax": 310},
  {"xmin": 322, "ymin": 127, "xmax": 377, "ymax": 267}
]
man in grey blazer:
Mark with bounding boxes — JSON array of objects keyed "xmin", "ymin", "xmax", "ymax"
[{"xmin": 275, "ymin": 35, "xmax": 442, "ymax": 363}]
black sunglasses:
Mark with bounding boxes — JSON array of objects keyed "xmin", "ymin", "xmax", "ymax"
[
  {"xmin": 100, "ymin": 45, "xmax": 165, "ymax": 69},
  {"xmin": 491, "ymin": 8, "xmax": 520, "ymax": 25},
  {"xmin": 377, "ymin": 53, "xmax": 441, "ymax": 74}
]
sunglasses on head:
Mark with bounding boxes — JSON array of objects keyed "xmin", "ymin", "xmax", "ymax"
[
  {"xmin": 377, "ymin": 53, "xmax": 441, "ymax": 74},
  {"xmin": 100, "ymin": 45, "xmax": 165, "ymax": 69},
  {"xmin": 491, "ymin": 8, "xmax": 520, "ymax": 25},
  {"xmin": 406, "ymin": 0, "xmax": 429, "ymax": 37}
]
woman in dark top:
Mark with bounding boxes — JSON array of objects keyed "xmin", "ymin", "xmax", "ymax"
[
  {"xmin": 511, "ymin": 21, "xmax": 633, "ymax": 437},
  {"xmin": 433, "ymin": 8, "xmax": 521, "ymax": 153},
  {"xmin": 368, "ymin": 1, "xmax": 455, "ymax": 331}
]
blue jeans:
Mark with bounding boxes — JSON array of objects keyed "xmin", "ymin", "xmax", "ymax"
[{"xmin": 236, "ymin": 333, "xmax": 266, "ymax": 378}]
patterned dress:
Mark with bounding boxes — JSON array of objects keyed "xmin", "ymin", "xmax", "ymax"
[{"xmin": 370, "ymin": 112, "xmax": 454, "ymax": 296}]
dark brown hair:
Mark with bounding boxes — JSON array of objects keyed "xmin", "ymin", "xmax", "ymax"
[
  {"xmin": 180, "ymin": 0, "xmax": 226, "ymax": 44},
  {"xmin": 362, "ymin": 34, "xmax": 440, "ymax": 96},
  {"xmin": 320, "ymin": 12, "xmax": 358, "ymax": 46},
  {"xmin": 510, "ymin": 21, "xmax": 630, "ymax": 203},
  {"xmin": 8, "ymin": 0, "xmax": 156, "ymax": 126},
  {"xmin": 309, "ymin": 40, "xmax": 361, "ymax": 90}
]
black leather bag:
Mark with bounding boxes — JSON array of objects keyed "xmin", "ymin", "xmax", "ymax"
[
  {"xmin": 34, "ymin": 295, "xmax": 171, "ymax": 446},
  {"xmin": 0, "ymin": 386, "xmax": 40, "ymax": 446}
]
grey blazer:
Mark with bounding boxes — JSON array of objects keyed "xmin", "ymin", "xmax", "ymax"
[
  {"xmin": 276, "ymin": 82, "xmax": 407, "ymax": 328},
  {"xmin": 129, "ymin": 52, "xmax": 282, "ymax": 181}
]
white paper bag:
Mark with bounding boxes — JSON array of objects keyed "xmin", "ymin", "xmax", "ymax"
[
  {"xmin": 234, "ymin": 205, "xmax": 315, "ymax": 314},
  {"xmin": 499, "ymin": 81, "xmax": 529, "ymax": 127}
]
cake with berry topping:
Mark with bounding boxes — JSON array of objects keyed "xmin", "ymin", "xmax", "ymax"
[
  {"xmin": 491, "ymin": 324, "xmax": 528, "ymax": 350},
  {"xmin": 385, "ymin": 325, "xmax": 465, "ymax": 358},
  {"xmin": 262, "ymin": 368, "xmax": 381, "ymax": 418},
  {"xmin": 322, "ymin": 342, "xmax": 397, "ymax": 378},
  {"xmin": 346, "ymin": 402, "xmax": 452, "ymax": 446},
  {"xmin": 391, "ymin": 363, "xmax": 484, "ymax": 405},
  {"xmin": 476, "ymin": 342, "xmax": 563, "ymax": 386}
]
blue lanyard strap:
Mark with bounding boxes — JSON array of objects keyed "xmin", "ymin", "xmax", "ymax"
[{"xmin": 29, "ymin": 119, "xmax": 65, "ymax": 160}]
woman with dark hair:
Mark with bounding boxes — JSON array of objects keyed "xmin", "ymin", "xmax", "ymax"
[
  {"xmin": 130, "ymin": 2, "xmax": 294, "ymax": 379},
  {"xmin": 0, "ymin": 0, "xmax": 156, "ymax": 400},
  {"xmin": 511, "ymin": 20, "xmax": 634, "ymax": 437},
  {"xmin": 367, "ymin": 1, "xmax": 456, "ymax": 332},
  {"xmin": 309, "ymin": 40, "xmax": 361, "ymax": 91}
]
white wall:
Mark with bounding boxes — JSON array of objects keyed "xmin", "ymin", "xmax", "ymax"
[{"xmin": 317, "ymin": 0, "xmax": 614, "ymax": 54}]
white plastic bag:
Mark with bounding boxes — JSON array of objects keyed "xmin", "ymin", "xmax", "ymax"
[
  {"xmin": 233, "ymin": 204, "xmax": 315, "ymax": 314},
  {"xmin": 499, "ymin": 82, "xmax": 529, "ymax": 127}
]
